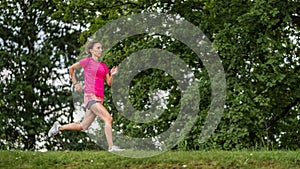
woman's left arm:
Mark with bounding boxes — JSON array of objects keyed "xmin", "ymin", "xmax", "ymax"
[{"xmin": 106, "ymin": 66, "xmax": 118, "ymax": 86}]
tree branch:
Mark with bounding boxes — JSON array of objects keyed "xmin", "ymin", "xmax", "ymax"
[
  {"xmin": 291, "ymin": 15, "xmax": 300, "ymax": 27},
  {"xmin": 266, "ymin": 97, "xmax": 300, "ymax": 130}
]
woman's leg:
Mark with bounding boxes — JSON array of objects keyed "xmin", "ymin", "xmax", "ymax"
[
  {"xmin": 80, "ymin": 109, "xmax": 97, "ymax": 130},
  {"xmin": 59, "ymin": 109, "xmax": 96, "ymax": 131},
  {"xmin": 89, "ymin": 103, "xmax": 114, "ymax": 148}
]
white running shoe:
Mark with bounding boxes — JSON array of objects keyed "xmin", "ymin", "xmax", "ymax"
[
  {"xmin": 108, "ymin": 145, "xmax": 124, "ymax": 152},
  {"xmin": 48, "ymin": 121, "xmax": 61, "ymax": 137}
]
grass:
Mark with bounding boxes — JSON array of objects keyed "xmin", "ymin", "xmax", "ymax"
[{"xmin": 0, "ymin": 150, "xmax": 299, "ymax": 169}]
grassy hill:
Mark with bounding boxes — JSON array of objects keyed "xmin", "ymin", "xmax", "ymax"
[{"xmin": 0, "ymin": 150, "xmax": 299, "ymax": 169}]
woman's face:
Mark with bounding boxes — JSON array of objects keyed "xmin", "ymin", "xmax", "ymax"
[{"xmin": 90, "ymin": 43, "xmax": 102, "ymax": 58}]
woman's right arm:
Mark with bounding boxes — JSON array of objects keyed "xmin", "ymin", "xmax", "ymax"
[{"xmin": 69, "ymin": 62, "xmax": 82, "ymax": 91}]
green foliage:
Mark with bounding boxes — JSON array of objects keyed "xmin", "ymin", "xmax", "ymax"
[
  {"xmin": 0, "ymin": 0, "xmax": 95, "ymax": 150},
  {"xmin": 207, "ymin": 0, "xmax": 300, "ymax": 150},
  {"xmin": 0, "ymin": 0, "xmax": 299, "ymax": 151}
]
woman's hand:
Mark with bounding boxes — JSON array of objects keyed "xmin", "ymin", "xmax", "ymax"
[
  {"xmin": 74, "ymin": 83, "xmax": 82, "ymax": 92},
  {"xmin": 106, "ymin": 66, "xmax": 118, "ymax": 86},
  {"xmin": 110, "ymin": 66, "xmax": 118, "ymax": 76}
]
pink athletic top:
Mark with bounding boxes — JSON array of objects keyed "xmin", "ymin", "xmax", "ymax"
[{"xmin": 79, "ymin": 57, "xmax": 109, "ymax": 98}]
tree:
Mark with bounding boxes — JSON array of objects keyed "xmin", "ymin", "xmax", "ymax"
[
  {"xmin": 198, "ymin": 0, "xmax": 300, "ymax": 150},
  {"xmin": 0, "ymin": 0, "xmax": 85, "ymax": 150},
  {"xmin": 1, "ymin": 0, "xmax": 299, "ymax": 151}
]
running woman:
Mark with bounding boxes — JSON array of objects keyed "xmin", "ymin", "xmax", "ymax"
[{"xmin": 48, "ymin": 41, "xmax": 123, "ymax": 152}]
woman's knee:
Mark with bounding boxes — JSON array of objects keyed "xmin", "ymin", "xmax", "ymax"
[
  {"xmin": 106, "ymin": 116, "xmax": 113, "ymax": 126},
  {"xmin": 109, "ymin": 116, "xmax": 113, "ymax": 123},
  {"xmin": 74, "ymin": 122, "xmax": 84, "ymax": 130},
  {"xmin": 81, "ymin": 125, "xmax": 88, "ymax": 131},
  {"xmin": 80, "ymin": 123, "xmax": 89, "ymax": 131}
]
